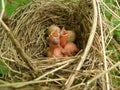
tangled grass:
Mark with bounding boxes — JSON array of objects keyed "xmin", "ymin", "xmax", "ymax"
[{"xmin": 0, "ymin": 0, "xmax": 120, "ymax": 89}]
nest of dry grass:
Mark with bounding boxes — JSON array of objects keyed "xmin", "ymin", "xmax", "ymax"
[{"xmin": 0, "ymin": 0, "xmax": 112, "ymax": 89}]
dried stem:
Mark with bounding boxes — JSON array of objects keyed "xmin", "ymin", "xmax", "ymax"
[
  {"xmin": 65, "ymin": 0, "xmax": 98, "ymax": 89},
  {"xmin": 110, "ymin": 23, "xmax": 120, "ymax": 33},
  {"xmin": 0, "ymin": 78, "xmax": 65, "ymax": 88},
  {"xmin": 98, "ymin": 1, "xmax": 110, "ymax": 90},
  {"xmin": 115, "ymin": 0, "xmax": 120, "ymax": 9},
  {"xmin": 101, "ymin": 1, "xmax": 120, "ymax": 21},
  {"xmin": 86, "ymin": 62, "xmax": 120, "ymax": 89},
  {"xmin": 35, "ymin": 63, "xmax": 68, "ymax": 81},
  {"xmin": 0, "ymin": 0, "xmax": 5, "ymax": 19},
  {"xmin": 111, "ymin": 38, "xmax": 120, "ymax": 53}
]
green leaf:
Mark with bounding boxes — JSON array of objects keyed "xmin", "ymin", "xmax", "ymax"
[
  {"xmin": 104, "ymin": 0, "xmax": 110, "ymax": 3},
  {"xmin": 113, "ymin": 21, "xmax": 120, "ymax": 25},
  {"xmin": 112, "ymin": 77, "xmax": 120, "ymax": 86},
  {"xmin": 114, "ymin": 30, "xmax": 120, "ymax": 36},
  {"xmin": 105, "ymin": 11, "xmax": 111, "ymax": 20},
  {"xmin": 0, "ymin": 61, "xmax": 8, "ymax": 75},
  {"xmin": 0, "ymin": 0, "xmax": 31, "ymax": 16},
  {"xmin": 6, "ymin": 4, "xmax": 17, "ymax": 16}
]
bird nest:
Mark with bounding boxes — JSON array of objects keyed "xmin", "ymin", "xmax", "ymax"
[{"xmin": 0, "ymin": 0, "xmax": 108, "ymax": 89}]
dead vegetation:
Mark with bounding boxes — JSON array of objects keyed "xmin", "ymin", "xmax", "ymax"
[{"xmin": 0, "ymin": 0, "xmax": 120, "ymax": 90}]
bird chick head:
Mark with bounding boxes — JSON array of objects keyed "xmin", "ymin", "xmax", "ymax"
[
  {"xmin": 47, "ymin": 25, "xmax": 61, "ymax": 35},
  {"xmin": 49, "ymin": 30, "xmax": 60, "ymax": 45},
  {"xmin": 59, "ymin": 27, "xmax": 69, "ymax": 47},
  {"xmin": 52, "ymin": 37, "xmax": 59, "ymax": 45},
  {"xmin": 60, "ymin": 27, "xmax": 69, "ymax": 37}
]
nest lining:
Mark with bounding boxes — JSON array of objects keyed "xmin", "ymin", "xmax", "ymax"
[{"xmin": 0, "ymin": 0, "xmax": 106, "ymax": 89}]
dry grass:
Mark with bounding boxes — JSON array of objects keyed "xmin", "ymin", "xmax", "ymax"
[{"xmin": 0, "ymin": 0, "xmax": 120, "ymax": 90}]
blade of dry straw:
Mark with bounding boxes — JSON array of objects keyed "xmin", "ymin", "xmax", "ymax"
[
  {"xmin": 0, "ymin": 0, "xmax": 5, "ymax": 19},
  {"xmin": 97, "ymin": 1, "xmax": 110, "ymax": 90},
  {"xmin": 115, "ymin": 0, "xmax": 120, "ymax": 8},
  {"xmin": 110, "ymin": 23, "xmax": 120, "ymax": 33},
  {"xmin": 85, "ymin": 62, "xmax": 120, "ymax": 90},
  {"xmin": 101, "ymin": 1, "xmax": 120, "ymax": 21},
  {"xmin": 35, "ymin": 63, "xmax": 68, "ymax": 81},
  {"xmin": 0, "ymin": 78, "xmax": 65, "ymax": 88},
  {"xmin": 65, "ymin": 0, "xmax": 98, "ymax": 89}
]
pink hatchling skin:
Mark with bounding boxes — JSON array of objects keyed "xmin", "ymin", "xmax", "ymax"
[{"xmin": 64, "ymin": 42, "xmax": 79, "ymax": 56}]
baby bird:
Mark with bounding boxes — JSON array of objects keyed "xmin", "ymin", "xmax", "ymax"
[
  {"xmin": 64, "ymin": 42, "xmax": 79, "ymax": 56},
  {"xmin": 60, "ymin": 27, "xmax": 69, "ymax": 47},
  {"xmin": 47, "ymin": 25, "xmax": 78, "ymax": 57},
  {"xmin": 67, "ymin": 30, "xmax": 76, "ymax": 42},
  {"xmin": 47, "ymin": 30, "xmax": 60, "ymax": 57},
  {"xmin": 49, "ymin": 29, "xmax": 60, "ymax": 45},
  {"xmin": 53, "ymin": 47, "xmax": 63, "ymax": 57},
  {"xmin": 47, "ymin": 25, "xmax": 61, "ymax": 35},
  {"xmin": 60, "ymin": 27, "xmax": 76, "ymax": 47}
]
